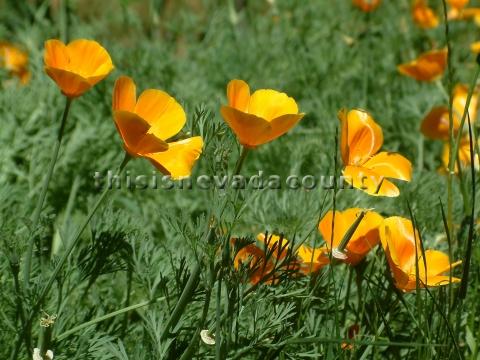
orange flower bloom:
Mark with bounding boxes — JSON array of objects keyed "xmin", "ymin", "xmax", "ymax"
[
  {"xmin": 380, "ymin": 217, "xmax": 461, "ymax": 291},
  {"xmin": 112, "ymin": 76, "xmax": 203, "ymax": 179},
  {"xmin": 412, "ymin": 0, "xmax": 439, "ymax": 29},
  {"xmin": 397, "ymin": 49, "xmax": 448, "ymax": 82},
  {"xmin": 44, "ymin": 39, "xmax": 114, "ymax": 98},
  {"xmin": 234, "ymin": 242, "xmax": 273, "ymax": 285},
  {"xmin": 448, "ymin": 0, "xmax": 469, "ymax": 10},
  {"xmin": 318, "ymin": 208, "xmax": 383, "ymax": 265},
  {"xmin": 471, "ymin": 41, "xmax": 480, "ymax": 53},
  {"xmin": 352, "ymin": 0, "xmax": 382, "ymax": 12},
  {"xmin": 449, "ymin": 7, "xmax": 480, "ymax": 24},
  {"xmin": 441, "ymin": 136, "xmax": 479, "ymax": 173},
  {"xmin": 0, "ymin": 42, "xmax": 30, "ymax": 84},
  {"xmin": 421, "ymin": 84, "xmax": 478, "ymax": 140},
  {"xmin": 339, "ymin": 109, "xmax": 412, "ymax": 197},
  {"xmin": 220, "ymin": 79, "xmax": 304, "ymax": 148}
]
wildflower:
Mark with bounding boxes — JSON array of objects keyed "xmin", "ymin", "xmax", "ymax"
[
  {"xmin": 339, "ymin": 109, "xmax": 412, "ymax": 197},
  {"xmin": 471, "ymin": 41, "xmax": 480, "ymax": 53},
  {"xmin": 412, "ymin": 0, "xmax": 439, "ymax": 29},
  {"xmin": 220, "ymin": 79, "xmax": 304, "ymax": 148},
  {"xmin": 318, "ymin": 208, "xmax": 383, "ymax": 265},
  {"xmin": 380, "ymin": 216, "xmax": 461, "ymax": 291},
  {"xmin": 112, "ymin": 76, "xmax": 203, "ymax": 179},
  {"xmin": 421, "ymin": 84, "xmax": 478, "ymax": 140},
  {"xmin": 448, "ymin": 0, "xmax": 469, "ymax": 10},
  {"xmin": 397, "ymin": 49, "xmax": 448, "ymax": 82},
  {"xmin": 441, "ymin": 136, "xmax": 479, "ymax": 173},
  {"xmin": 0, "ymin": 41, "xmax": 30, "ymax": 84},
  {"xmin": 44, "ymin": 39, "xmax": 114, "ymax": 98},
  {"xmin": 233, "ymin": 241, "xmax": 274, "ymax": 285},
  {"xmin": 352, "ymin": 0, "xmax": 382, "ymax": 12}
]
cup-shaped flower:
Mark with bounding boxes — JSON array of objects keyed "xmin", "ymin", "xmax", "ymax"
[
  {"xmin": 318, "ymin": 208, "xmax": 383, "ymax": 265},
  {"xmin": 380, "ymin": 217, "xmax": 461, "ymax": 291},
  {"xmin": 352, "ymin": 0, "xmax": 382, "ymax": 12},
  {"xmin": 339, "ymin": 109, "xmax": 412, "ymax": 197},
  {"xmin": 220, "ymin": 79, "xmax": 304, "ymax": 148},
  {"xmin": 397, "ymin": 49, "xmax": 448, "ymax": 82},
  {"xmin": 412, "ymin": 0, "xmax": 439, "ymax": 29},
  {"xmin": 112, "ymin": 76, "xmax": 203, "ymax": 179},
  {"xmin": 0, "ymin": 42, "xmax": 30, "ymax": 84},
  {"xmin": 44, "ymin": 39, "xmax": 114, "ymax": 98},
  {"xmin": 421, "ymin": 85, "xmax": 478, "ymax": 140},
  {"xmin": 441, "ymin": 136, "xmax": 479, "ymax": 173}
]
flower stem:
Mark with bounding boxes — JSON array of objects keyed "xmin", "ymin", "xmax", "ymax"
[
  {"xmin": 233, "ymin": 146, "xmax": 249, "ymax": 176},
  {"xmin": 24, "ymin": 97, "xmax": 72, "ymax": 287}
]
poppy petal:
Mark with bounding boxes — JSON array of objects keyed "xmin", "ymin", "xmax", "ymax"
[
  {"xmin": 227, "ymin": 79, "xmax": 250, "ymax": 112},
  {"xmin": 113, "ymin": 76, "xmax": 137, "ymax": 112},
  {"xmin": 144, "ymin": 136, "xmax": 203, "ymax": 179},
  {"xmin": 363, "ymin": 152, "xmax": 412, "ymax": 181},
  {"xmin": 44, "ymin": 39, "xmax": 69, "ymax": 69},
  {"xmin": 248, "ymin": 89, "xmax": 299, "ymax": 121},
  {"xmin": 343, "ymin": 166, "xmax": 400, "ymax": 197},
  {"xmin": 397, "ymin": 49, "xmax": 447, "ymax": 82},
  {"xmin": 44, "ymin": 67, "xmax": 92, "ymax": 98},
  {"xmin": 66, "ymin": 39, "xmax": 114, "ymax": 80},
  {"xmin": 134, "ymin": 89, "xmax": 186, "ymax": 140},
  {"xmin": 420, "ymin": 106, "xmax": 452, "ymax": 140},
  {"xmin": 220, "ymin": 106, "xmax": 270, "ymax": 147},
  {"xmin": 261, "ymin": 113, "xmax": 304, "ymax": 144}
]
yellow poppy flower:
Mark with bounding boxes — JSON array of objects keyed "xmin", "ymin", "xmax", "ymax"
[
  {"xmin": 412, "ymin": 0, "xmax": 439, "ymax": 29},
  {"xmin": 44, "ymin": 39, "xmax": 114, "ymax": 98},
  {"xmin": 352, "ymin": 0, "xmax": 382, "ymax": 12},
  {"xmin": 112, "ymin": 76, "xmax": 203, "ymax": 179},
  {"xmin": 318, "ymin": 208, "xmax": 383, "ymax": 265},
  {"xmin": 339, "ymin": 109, "xmax": 412, "ymax": 197},
  {"xmin": 421, "ymin": 84, "xmax": 478, "ymax": 140},
  {"xmin": 397, "ymin": 49, "xmax": 448, "ymax": 82},
  {"xmin": 441, "ymin": 136, "xmax": 479, "ymax": 173},
  {"xmin": 220, "ymin": 79, "xmax": 304, "ymax": 148},
  {"xmin": 0, "ymin": 41, "xmax": 30, "ymax": 84},
  {"xmin": 380, "ymin": 217, "xmax": 461, "ymax": 291}
]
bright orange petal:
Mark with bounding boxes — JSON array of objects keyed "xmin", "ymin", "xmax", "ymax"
[
  {"xmin": 318, "ymin": 210, "xmax": 348, "ymax": 250},
  {"xmin": 220, "ymin": 105, "xmax": 270, "ymax": 147},
  {"xmin": 297, "ymin": 245, "xmax": 329, "ymax": 274},
  {"xmin": 398, "ymin": 49, "xmax": 447, "ymax": 82},
  {"xmin": 420, "ymin": 106, "xmax": 452, "ymax": 140},
  {"xmin": 66, "ymin": 39, "xmax": 114, "ymax": 80},
  {"xmin": 248, "ymin": 89, "xmax": 299, "ymax": 121},
  {"xmin": 227, "ymin": 79, "xmax": 250, "ymax": 112},
  {"xmin": 362, "ymin": 152, "xmax": 412, "ymax": 181},
  {"xmin": 44, "ymin": 39, "xmax": 69, "ymax": 69},
  {"xmin": 134, "ymin": 89, "xmax": 186, "ymax": 140},
  {"xmin": 343, "ymin": 165, "xmax": 400, "ymax": 197},
  {"xmin": 257, "ymin": 233, "xmax": 290, "ymax": 260},
  {"xmin": 113, "ymin": 76, "xmax": 137, "ymax": 112},
  {"xmin": 44, "ymin": 67, "xmax": 92, "ymax": 98},
  {"xmin": 261, "ymin": 113, "xmax": 304, "ymax": 144},
  {"xmin": 447, "ymin": 0, "xmax": 469, "ymax": 10},
  {"xmin": 412, "ymin": 0, "xmax": 439, "ymax": 29},
  {"xmin": 352, "ymin": 0, "xmax": 382, "ymax": 12},
  {"xmin": 338, "ymin": 109, "xmax": 384, "ymax": 166},
  {"xmin": 144, "ymin": 136, "xmax": 203, "ymax": 179}
]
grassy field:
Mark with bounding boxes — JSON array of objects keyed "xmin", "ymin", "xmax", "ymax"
[{"xmin": 1, "ymin": 0, "xmax": 480, "ymax": 359}]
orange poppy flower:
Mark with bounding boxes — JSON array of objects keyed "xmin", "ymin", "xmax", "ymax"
[
  {"xmin": 0, "ymin": 42, "xmax": 30, "ymax": 84},
  {"xmin": 257, "ymin": 233, "xmax": 329, "ymax": 274},
  {"xmin": 448, "ymin": 0, "xmax": 469, "ymax": 10},
  {"xmin": 397, "ymin": 49, "xmax": 448, "ymax": 82},
  {"xmin": 339, "ymin": 109, "xmax": 412, "ymax": 197},
  {"xmin": 412, "ymin": 0, "xmax": 439, "ymax": 29},
  {"xmin": 220, "ymin": 79, "xmax": 304, "ymax": 148},
  {"xmin": 471, "ymin": 41, "xmax": 480, "ymax": 53},
  {"xmin": 380, "ymin": 217, "xmax": 461, "ymax": 291},
  {"xmin": 421, "ymin": 84, "xmax": 478, "ymax": 140},
  {"xmin": 352, "ymin": 0, "xmax": 382, "ymax": 12},
  {"xmin": 233, "ymin": 242, "xmax": 273, "ymax": 285},
  {"xmin": 112, "ymin": 76, "xmax": 203, "ymax": 179},
  {"xmin": 318, "ymin": 208, "xmax": 383, "ymax": 265},
  {"xmin": 44, "ymin": 39, "xmax": 114, "ymax": 98},
  {"xmin": 441, "ymin": 136, "xmax": 479, "ymax": 173}
]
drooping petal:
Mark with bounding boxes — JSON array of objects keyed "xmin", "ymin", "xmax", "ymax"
[
  {"xmin": 338, "ymin": 108, "xmax": 384, "ymax": 166},
  {"xmin": 248, "ymin": 89, "xmax": 299, "ymax": 121},
  {"xmin": 220, "ymin": 106, "xmax": 271, "ymax": 147},
  {"xmin": 363, "ymin": 152, "xmax": 412, "ymax": 181},
  {"xmin": 113, "ymin": 76, "xmax": 137, "ymax": 112},
  {"xmin": 343, "ymin": 165, "xmax": 400, "ymax": 197},
  {"xmin": 66, "ymin": 39, "xmax": 114, "ymax": 79},
  {"xmin": 113, "ymin": 110, "xmax": 168, "ymax": 156},
  {"xmin": 144, "ymin": 136, "xmax": 203, "ymax": 179},
  {"xmin": 44, "ymin": 67, "xmax": 92, "ymax": 98},
  {"xmin": 397, "ymin": 49, "xmax": 448, "ymax": 82},
  {"xmin": 134, "ymin": 89, "xmax": 186, "ymax": 140},
  {"xmin": 227, "ymin": 79, "xmax": 250, "ymax": 112}
]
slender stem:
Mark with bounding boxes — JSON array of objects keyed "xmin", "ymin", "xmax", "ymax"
[
  {"xmin": 56, "ymin": 296, "xmax": 165, "ymax": 341},
  {"xmin": 24, "ymin": 97, "xmax": 72, "ymax": 287},
  {"xmin": 233, "ymin": 146, "xmax": 249, "ymax": 176}
]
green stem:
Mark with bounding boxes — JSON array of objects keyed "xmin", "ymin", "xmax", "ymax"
[
  {"xmin": 56, "ymin": 296, "xmax": 165, "ymax": 341},
  {"xmin": 24, "ymin": 97, "xmax": 72, "ymax": 287},
  {"xmin": 233, "ymin": 146, "xmax": 249, "ymax": 176}
]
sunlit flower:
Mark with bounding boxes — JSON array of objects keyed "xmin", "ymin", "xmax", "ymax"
[
  {"xmin": 471, "ymin": 41, "xmax": 480, "ymax": 53},
  {"xmin": 448, "ymin": 0, "xmax": 469, "ymax": 10},
  {"xmin": 449, "ymin": 7, "xmax": 480, "ymax": 24},
  {"xmin": 397, "ymin": 49, "xmax": 448, "ymax": 82},
  {"xmin": 339, "ymin": 109, "xmax": 412, "ymax": 197},
  {"xmin": 441, "ymin": 136, "xmax": 479, "ymax": 173},
  {"xmin": 380, "ymin": 216, "xmax": 461, "ymax": 291},
  {"xmin": 421, "ymin": 84, "xmax": 478, "ymax": 140},
  {"xmin": 352, "ymin": 0, "xmax": 382, "ymax": 12},
  {"xmin": 0, "ymin": 41, "xmax": 30, "ymax": 84},
  {"xmin": 412, "ymin": 0, "xmax": 439, "ymax": 29},
  {"xmin": 44, "ymin": 39, "xmax": 114, "ymax": 98},
  {"xmin": 220, "ymin": 79, "xmax": 304, "ymax": 148},
  {"xmin": 112, "ymin": 76, "xmax": 203, "ymax": 179},
  {"xmin": 318, "ymin": 208, "xmax": 383, "ymax": 265},
  {"xmin": 233, "ymin": 242, "xmax": 273, "ymax": 285}
]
